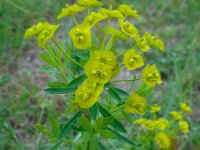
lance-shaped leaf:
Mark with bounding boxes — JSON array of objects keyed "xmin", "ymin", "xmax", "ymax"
[
  {"xmin": 44, "ymin": 87, "xmax": 76, "ymax": 94},
  {"xmin": 58, "ymin": 111, "xmax": 82, "ymax": 140},
  {"xmin": 97, "ymin": 103, "xmax": 126, "ymax": 133},
  {"xmin": 89, "ymin": 103, "xmax": 97, "ymax": 120},
  {"xmin": 107, "ymin": 127, "xmax": 141, "ymax": 146},
  {"xmin": 44, "ymin": 75, "xmax": 86, "ymax": 94},
  {"xmin": 67, "ymin": 74, "xmax": 86, "ymax": 88},
  {"xmin": 106, "ymin": 86, "xmax": 122, "ymax": 104}
]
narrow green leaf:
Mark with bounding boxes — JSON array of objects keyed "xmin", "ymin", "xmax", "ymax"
[
  {"xmin": 77, "ymin": 51, "xmax": 90, "ymax": 60},
  {"xmin": 106, "ymin": 86, "xmax": 122, "ymax": 103},
  {"xmin": 67, "ymin": 74, "xmax": 86, "ymax": 88},
  {"xmin": 44, "ymin": 87, "xmax": 76, "ymax": 94},
  {"xmin": 39, "ymin": 53, "xmax": 57, "ymax": 67},
  {"xmin": 35, "ymin": 124, "xmax": 55, "ymax": 137},
  {"xmin": 48, "ymin": 82, "xmax": 67, "ymax": 88},
  {"xmin": 48, "ymin": 114, "xmax": 60, "ymax": 136},
  {"xmin": 90, "ymin": 135, "xmax": 98, "ymax": 150},
  {"xmin": 99, "ymin": 130, "xmax": 115, "ymax": 138},
  {"xmin": 97, "ymin": 103, "xmax": 126, "ymax": 133},
  {"xmin": 107, "ymin": 127, "xmax": 140, "ymax": 146},
  {"xmin": 94, "ymin": 117, "xmax": 103, "ymax": 131},
  {"xmin": 71, "ymin": 125, "xmax": 86, "ymax": 132},
  {"xmin": 138, "ymin": 87, "xmax": 153, "ymax": 97},
  {"xmin": 77, "ymin": 117, "xmax": 92, "ymax": 131},
  {"xmin": 98, "ymin": 141, "xmax": 107, "ymax": 150},
  {"xmin": 50, "ymin": 141, "xmax": 62, "ymax": 150},
  {"xmin": 89, "ymin": 103, "xmax": 97, "ymax": 120},
  {"xmin": 58, "ymin": 111, "xmax": 82, "ymax": 140},
  {"xmin": 102, "ymin": 117, "xmax": 114, "ymax": 129},
  {"xmin": 111, "ymin": 87, "xmax": 129, "ymax": 97}
]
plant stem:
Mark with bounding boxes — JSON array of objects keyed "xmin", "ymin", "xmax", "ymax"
[
  {"xmin": 52, "ymin": 38, "xmax": 83, "ymax": 67},
  {"xmin": 72, "ymin": 15, "xmax": 78, "ymax": 25},
  {"xmin": 101, "ymin": 19, "xmax": 111, "ymax": 49},
  {"xmin": 111, "ymin": 78, "xmax": 141, "ymax": 82},
  {"xmin": 96, "ymin": 24, "xmax": 101, "ymax": 46}
]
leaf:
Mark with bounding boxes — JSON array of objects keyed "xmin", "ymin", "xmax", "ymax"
[
  {"xmin": 89, "ymin": 103, "xmax": 97, "ymax": 120},
  {"xmin": 106, "ymin": 86, "xmax": 122, "ymax": 103},
  {"xmin": 35, "ymin": 124, "xmax": 55, "ymax": 138},
  {"xmin": 90, "ymin": 135, "xmax": 98, "ymax": 150},
  {"xmin": 50, "ymin": 141, "xmax": 62, "ymax": 150},
  {"xmin": 111, "ymin": 87, "xmax": 129, "ymax": 97},
  {"xmin": 58, "ymin": 111, "xmax": 82, "ymax": 140},
  {"xmin": 138, "ymin": 87, "xmax": 153, "ymax": 97},
  {"xmin": 98, "ymin": 141, "xmax": 107, "ymax": 150},
  {"xmin": 48, "ymin": 114, "xmax": 60, "ymax": 136},
  {"xmin": 77, "ymin": 117, "xmax": 92, "ymax": 131},
  {"xmin": 99, "ymin": 130, "xmax": 115, "ymax": 138},
  {"xmin": 39, "ymin": 53, "xmax": 57, "ymax": 67},
  {"xmin": 77, "ymin": 51, "xmax": 90, "ymax": 60},
  {"xmin": 107, "ymin": 127, "xmax": 140, "ymax": 146},
  {"xmin": 97, "ymin": 103, "xmax": 126, "ymax": 133},
  {"xmin": 44, "ymin": 87, "xmax": 76, "ymax": 94},
  {"xmin": 102, "ymin": 117, "xmax": 114, "ymax": 129},
  {"xmin": 45, "ymin": 75, "xmax": 86, "ymax": 94},
  {"xmin": 67, "ymin": 74, "xmax": 86, "ymax": 88},
  {"xmin": 94, "ymin": 117, "xmax": 103, "ymax": 131},
  {"xmin": 48, "ymin": 82, "xmax": 67, "ymax": 88}
]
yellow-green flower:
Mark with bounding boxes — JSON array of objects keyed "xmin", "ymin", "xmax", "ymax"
[
  {"xmin": 169, "ymin": 111, "xmax": 182, "ymax": 120},
  {"xmin": 24, "ymin": 22, "xmax": 44, "ymax": 39},
  {"xmin": 150, "ymin": 104, "xmax": 161, "ymax": 113},
  {"xmin": 133, "ymin": 118, "xmax": 146, "ymax": 125},
  {"xmin": 119, "ymin": 20, "xmax": 137, "ymax": 38},
  {"xmin": 75, "ymin": 79, "xmax": 103, "ymax": 109},
  {"xmin": 77, "ymin": 0, "xmax": 102, "ymax": 8},
  {"xmin": 144, "ymin": 32, "xmax": 165, "ymax": 51},
  {"xmin": 118, "ymin": 4, "xmax": 139, "ymax": 18},
  {"xmin": 57, "ymin": 4, "xmax": 85, "ymax": 19},
  {"xmin": 122, "ymin": 49, "xmax": 144, "ymax": 70},
  {"xmin": 136, "ymin": 35, "xmax": 150, "ymax": 52},
  {"xmin": 143, "ymin": 120, "xmax": 155, "ymax": 130},
  {"xmin": 84, "ymin": 61, "xmax": 112, "ymax": 84},
  {"xmin": 103, "ymin": 27, "xmax": 127, "ymax": 40},
  {"xmin": 70, "ymin": 24, "xmax": 91, "ymax": 49},
  {"xmin": 99, "ymin": 8, "xmax": 124, "ymax": 19},
  {"xmin": 125, "ymin": 93, "xmax": 147, "ymax": 115},
  {"xmin": 37, "ymin": 23, "xmax": 60, "ymax": 48},
  {"xmin": 180, "ymin": 102, "xmax": 191, "ymax": 113},
  {"xmin": 179, "ymin": 120, "xmax": 189, "ymax": 134},
  {"xmin": 142, "ymin": 64, "xmax": 162, "ymax": 87},
  {"xmin": 90, "ymin": 50, "xmax": 117, "ymax": 69},
  {"xmin": 155, "ymin": 118, "xmax": 169, "ymax": 130},
  {"xmin": 25, "ymin": 22, "xmax": 60, "ymax": 48},
  {"xmin": 83, "ymin": 12, "xmax": 107, "ymax": 27},
  {"xmin": 155, "ymin": 132, "xmax": 170, "ymax": 149}
]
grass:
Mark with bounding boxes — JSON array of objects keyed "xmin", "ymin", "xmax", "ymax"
[{"xmin": 0, "ymin": 0, "xmax": 200, "ymax": 149}]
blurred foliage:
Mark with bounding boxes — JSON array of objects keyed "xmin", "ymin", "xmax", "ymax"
[{"xmin": 0, "ymin": 0, "xmax": 200, "ymax": 149}]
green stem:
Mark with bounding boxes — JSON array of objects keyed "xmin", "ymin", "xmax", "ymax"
[
  {"xmin": 96, "ymin": 24, "xmax": 101, "ymax": 46},
  {"xmin": 72, "ymin": 15, "xmax": 78, "ymax": 25},
  {"xmin": 45, "ymin": 45, "xmax": 75, "ymax": 79},
  {"xmin": 119, "ymin": 66, "xmax": 125, "ymax": 71},
  {"xmin": 101, "ymin": 19, "xmax": 111, "ymax": 49},
  {"xmin": 52, "ymin": 38, "xmax": 83, "ymax": 67},
  {"xmin": 111, "ymin": 78, "xmax": 141, "ymax": 82}
]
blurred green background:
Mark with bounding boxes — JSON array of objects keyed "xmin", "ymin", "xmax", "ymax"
[{"xmin": 0, "ymin": 0, "xmax": 200, "ymax": 149}]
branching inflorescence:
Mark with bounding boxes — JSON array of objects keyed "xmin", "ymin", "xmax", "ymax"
[{"xmin": 25, "ymin": 0, "xmax": 191, "ymax": 149}]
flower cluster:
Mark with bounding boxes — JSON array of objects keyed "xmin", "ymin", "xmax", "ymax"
[
  {"xmin": 24, "ymin": 0, "xmax": 190, "ymax": 149},
  {"xmin": 133, "ymin": 102, "xmax": 191, "ymax": 148}
]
